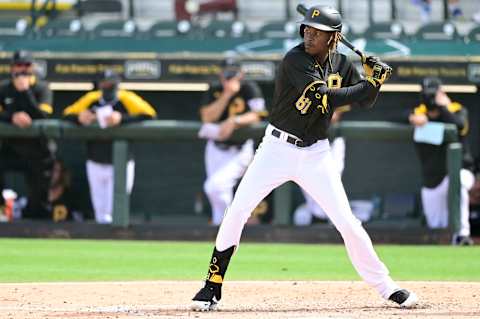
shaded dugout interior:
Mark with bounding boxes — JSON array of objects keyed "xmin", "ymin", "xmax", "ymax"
[{"xmin": 4, "ymin": 86, "xmax": 480, "ymax": 224}]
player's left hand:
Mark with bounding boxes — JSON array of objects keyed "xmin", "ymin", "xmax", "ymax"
[
  {"xmin": 363, "ymin": 56, "xmax": 392, "ymax": 87},
  {"xmin": 105, "ymin": 111, "xmax": 122, "ymax": 127},
  {"xmin": 218, "ymin": 117, "xmax": 236, "ymax": 141},
  {"xmin": 409, "ymin": 113, "xmax": 428, "ymax": 127},
  {"xmin": 435, "ymin": 90, "xmax": 451, "ymax": 107}
]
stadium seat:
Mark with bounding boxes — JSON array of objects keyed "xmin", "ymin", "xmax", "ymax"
[
  {"xmin": 364, "ymin": 22, "xmax": 406, "ymax": 40},
  {"xmin": 413, "ymin": 22, "xmax": 459, "ymax": 41},
  {"xmin": 256, "ymin": 20, "xmax": 298, "ymax": 39},
  {"xmin": 0, "ymin": 17, "xmax": 32, "ymax": 46},
  {"xmin": 76, "ymin": 0, "xmax": 122, "ymax": 14},
  {"xmin": 466, "ymin": 25, "xmax": 480, "ymax": 42},
  {"xmin": 92, "ymin": 20, "xmax": 138, "ymax": 39},
  {"xmin": 38, "ymin": 18, "xmax": 85, "ymax": 39},
  {"xmin": 145, "ymin": 20, "xmax": 192, "ymax": 39},
  {"xmin": 202, "ymin": 20, "xmax": 248, "ymax": 39}
]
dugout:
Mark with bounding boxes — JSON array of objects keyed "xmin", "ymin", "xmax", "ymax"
[{"xmin": 0, "ymin": 49, "xmax": 479, "ymax": 240}]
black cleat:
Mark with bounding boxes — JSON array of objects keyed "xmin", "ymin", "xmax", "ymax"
[
  {"xmin": 190, "ymin": 283, "xmax": 221, "ymax": 311},
  {"xmin": 452, "ymin": 235, "xmax": 474, "ymax": 246},
  {"xmin": 389, "ymin": 289, "xmax": 418, "ymax": 308}
]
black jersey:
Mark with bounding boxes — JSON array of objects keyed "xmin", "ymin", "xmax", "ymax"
[
  {"xmin": 0, "ymin": 78, "xmax": 52, "ymax": 122},
  {"xmin": 412, "ymin": 102, "xmax": 473, "ymax": 188},
  {"xmin": 202, "ymin": 81, "xmax": 265, "ymax": 145},
  {"xmin": 270, "ymin": 43, "xmax": 378, "ymax": 142}
]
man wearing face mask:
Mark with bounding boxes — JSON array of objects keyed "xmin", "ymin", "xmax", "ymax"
[
  {"xmin": 191, "ymin": 6, "xmax": 417, "ymax": 312},
  {"xmin": 63, "ymin": 69, "xmax": 156, "ymax": 224},
  {"xmin": 409, "ymin": 77, "xmax": 474, "ymax": 245},
  {"xmin": 0, "ymin": 50, "xmax": 54, "ymax": 220}
]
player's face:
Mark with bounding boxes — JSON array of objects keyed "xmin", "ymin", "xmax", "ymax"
[
  {"xmin": 11, "ymin": 64, "xmax": 33, "ymax": 91},
  {"xmin": 303, "ymin": 26, "xmax": 331, "ymax": 57}
]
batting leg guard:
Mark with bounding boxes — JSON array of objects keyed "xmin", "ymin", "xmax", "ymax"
[{"xmin": 191, "ymin": 246, "xmax": 235, "ymax": 311}]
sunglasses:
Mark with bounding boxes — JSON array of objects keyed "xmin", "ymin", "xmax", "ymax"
[
  {"xmin": 12, "ymin": 71, "xmax": 33, "ymax": 78},
  {"xmin": 13, "ymin": 62, "xmax": 32, "ymax": 67}
]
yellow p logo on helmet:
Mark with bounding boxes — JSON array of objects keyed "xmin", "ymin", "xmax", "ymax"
[{"xmin": 311, "ymin": 9, "xmax": 320, "ymax": 18}]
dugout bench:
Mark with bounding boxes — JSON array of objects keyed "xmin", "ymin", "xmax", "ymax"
[{"xmin": 0, "ymin": 120, "xmax": 462, "ymax": 234}]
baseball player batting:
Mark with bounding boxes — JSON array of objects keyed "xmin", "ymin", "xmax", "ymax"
[{"xmin": 191, "ymin": 5, "xmax": 418, "ymax": 311}]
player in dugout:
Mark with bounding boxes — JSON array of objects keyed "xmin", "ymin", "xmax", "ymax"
[
  {"xmin": 63, "ymin": 69, "xmax": 156, "ymax": 224},
  {"xmin": 198, "ymin": 57, "xmax": 268, "ymax": 226},
  {"xmin": 0, "ymin": 50, "xmax": 55, "ymax": 220},
  {"xmin": 409, "ymin": 77, "xmax": 475, "ymax": 246}
]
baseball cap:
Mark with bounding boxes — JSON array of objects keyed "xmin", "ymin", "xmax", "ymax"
[
  {"xmin": 11, "ymin": 50, "xmax": 33, "ymax": 65},
  {"xmin": 221, "ymin": 56, "xmax": 241, "ymax": 79},
  {"xmin": 98, "ymin": 69, "xmax": 121, "ymax": 87},
  {"xmin": 422, "ymin": 77, "xmax": 442, "ymax": 96}
]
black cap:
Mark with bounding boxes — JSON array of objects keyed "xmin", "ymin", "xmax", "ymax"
[
  {"xmin": 222, "ymin": 56, "xmax": 241, "ymax": 69},
  {"xmin": 299, "ymin": 5, "xmax": 342, "ymax": 37},
  {"xmin": 221, "ymin": 56, "xmax": 241, "ymax": 79},
  {"xmin": 12, "ymin": 50, "xmax": 33, "ymax": 65},
  {"xmin": 100, "ymin": 69, "xmax": 121, "ymax": 83},
  {"xmin": 422, "ymin": 77, "xmax": 442, "ymax": 96}
]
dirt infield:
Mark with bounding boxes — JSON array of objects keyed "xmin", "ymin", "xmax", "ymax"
[{"xmin": 0, "ymin": 281, "xmax": 479, "ymax": 319}]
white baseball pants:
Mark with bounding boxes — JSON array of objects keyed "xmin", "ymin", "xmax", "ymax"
[
  {"xmin": 86, "ymin": 159, "xmax": 135, "ymax": 224},
  {"xmin": 204, "ymin": 139, "xmax": 254, "ymax": 225},
  {"xmin": 216, "ymin": 124, "xmax": 399, "ymax": 299},
  {"xmin": 421, "ymin": 168, "xmax": 474, "ymax": 236}
]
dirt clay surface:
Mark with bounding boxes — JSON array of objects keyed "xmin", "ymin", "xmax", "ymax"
[{"xmin": 0, "ymin": 281, "xmax": 479, "ymax": 319}]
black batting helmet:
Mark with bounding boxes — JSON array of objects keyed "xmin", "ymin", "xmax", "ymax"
[{"xmin": 299, "ymin": 6, "xmax": 342, "ymax": 37}]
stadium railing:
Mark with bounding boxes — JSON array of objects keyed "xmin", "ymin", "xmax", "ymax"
[{"xmin": 0, "ymin": 119, "xmax": 461, "ymax": 234}]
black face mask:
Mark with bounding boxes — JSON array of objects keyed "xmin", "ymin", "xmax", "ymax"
[
  {"xmin": 102, "ymin": 85, "xmax": 118, "ymax": 103},
  {"xmin": 421, "ymin": 91, "xmax": 438, "ymax": 111},
  {"xmin": 421, "ymin": 78, "xmax": 441, "ymax": 111}
]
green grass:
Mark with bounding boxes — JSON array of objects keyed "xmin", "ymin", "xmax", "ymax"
[{"xmin": 0, "ymin": 238, "xmax": 479, "ymax": 282}]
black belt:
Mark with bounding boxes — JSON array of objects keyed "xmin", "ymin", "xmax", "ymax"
[{"xmin": 271, "ymin": 129, "xmax": 315, "ymax": 148}]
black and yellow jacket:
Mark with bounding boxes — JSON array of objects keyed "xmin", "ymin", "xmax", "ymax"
[
  {"xmin": 63, "ymin": 89, "xmax": 156, "ymax": 164},
  {"xmin": 0, "ymin": 78, "xmax": 52, "ymax": 122},
  {"xmin": 412, "ymin": 101, "xmax": 472, "ymax": 188}
]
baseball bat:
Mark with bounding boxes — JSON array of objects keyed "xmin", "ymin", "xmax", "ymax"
[{"xmin": 296, "ymin": 3, "xmax": 366, "ymax": 63}]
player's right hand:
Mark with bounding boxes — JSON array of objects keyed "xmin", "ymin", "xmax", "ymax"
[{"xmin": 78, "ymin": 109, "xmax": 96, "ymax": 126}]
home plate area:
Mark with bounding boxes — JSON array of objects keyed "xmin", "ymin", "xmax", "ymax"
[{"xmin": 0, "ymin": 281, "xmax": 479, "ymax": 318}]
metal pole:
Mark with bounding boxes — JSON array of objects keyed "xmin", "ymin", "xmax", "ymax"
[
  {"xmin": 338, "ymin": 0, "xmax": 343, "ymax": 16},
  {"xmin": 443, "ymin": 0, "xmax": 449, "ymax": 20},
  {"xmin": 285, "ymin": 0, "xmax": 291, "ymax": 20},
  {"xmin": 447, "ymin": 142, "xmax": 462, "ymax": 236},
  {"xmin": 30, "ymin": 0, "xmax": 37, "ymax": 29},
  {"xmin": 128, "ymin": 0, "xmax": 134, "ymax": 19},
  {"xmin": 368, "ymin": 0, "xmax": 373, "ymax": 25},
  {"xmin": 76, "ymin": 0, "xmax": 82, "ymax": 18},
  {"xmin": 391, "ymin": 0, "xmax": 397, "ymax": 20},
  {"xmin": 112, "ymin": 140, "xmax": 130, "ymax": 227}
]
